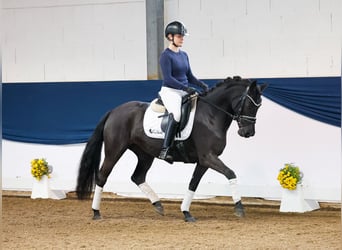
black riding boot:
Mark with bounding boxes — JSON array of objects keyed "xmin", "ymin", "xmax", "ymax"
[{"xmin": 158, "ymin": 114, "xmax": 179, "ymax": 164}]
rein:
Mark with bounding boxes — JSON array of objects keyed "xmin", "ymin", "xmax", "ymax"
[
  {"xmin": 197, "ymin": 95, "xmax": 237, "ymax": 120},
  {"xmin": 197, "ymin": 85, "xmax": 262, "ymax": 124}
]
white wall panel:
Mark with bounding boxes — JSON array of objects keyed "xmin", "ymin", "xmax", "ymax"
[
  {"xmin": 2, "ymin": 0, "xmax": 146, "ymax": 82},
  {"xmin": 3, "ymin": 0, "xmax": 341, "ymax": 81},
  {"xmin": 165, "ymin": 0, "xmax": 341, "ymax": 78}
]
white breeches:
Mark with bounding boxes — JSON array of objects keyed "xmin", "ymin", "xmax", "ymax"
[{"xmin": 159, "ymin": 86, "xmax": 187, "ymax": 122}]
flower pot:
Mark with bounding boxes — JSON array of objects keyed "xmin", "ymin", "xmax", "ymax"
[
  {"xmin": 31, "ymin": 175, "xmax": 50, "ymax": 199},
  {"xmin": 280, "ymin": 185, "xmax": 320, "ymax": 213},
  {"xmin": 31, "ymin": 175, "xmax": 66, "ymax": 199}
]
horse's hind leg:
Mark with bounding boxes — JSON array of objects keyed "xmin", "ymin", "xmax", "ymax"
[
  {"xmin": 92, "ymin": 151, "xmax": 126, "ymax": 220},
  {"xmin": 130, "ymin": 149, "xmax": 164, "ymax": 216}
]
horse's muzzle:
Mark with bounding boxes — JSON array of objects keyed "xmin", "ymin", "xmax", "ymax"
[{"xmin": 238, "ymin": 125, "xmax": 255, "ymax": 138}]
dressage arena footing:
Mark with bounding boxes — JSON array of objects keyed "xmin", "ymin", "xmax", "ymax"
[{"xmin": 2, "ymin": 190, "xmax": 340, "ymax": 211}]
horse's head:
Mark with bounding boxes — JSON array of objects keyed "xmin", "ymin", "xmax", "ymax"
[
  {"xmin": 200, "ymin": 76, "xmax": 267, "ymax": 138},
  {"xmin": 233, "ymin": 79, "xmax": 267, "ymax": 138}
]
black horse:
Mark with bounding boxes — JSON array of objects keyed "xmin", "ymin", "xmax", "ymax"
[{"xmin": 76, "ymin": 76, "xmax": 267, "ymax": 222}]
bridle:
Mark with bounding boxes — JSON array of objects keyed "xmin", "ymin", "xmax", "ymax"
[
  {"xmin": 197, "ymin": 85, "xmax": 262, "ymax": 125},
  {"xmin": 235, "ymin": 85, "xmax": 262, "ymax": 125}
]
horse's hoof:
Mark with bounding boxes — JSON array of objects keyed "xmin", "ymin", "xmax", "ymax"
[
  {"xmin": 234, "ymin": 200, "xmax": 245, "ymax": 218},
  {"xmin": 152, "ymin": 201, "xmax": 164, "ymax": 216},
  {"xmin": 92, "ymin": 209, "xmax": 102, "ymax": 220},
  {"xmin": 183, "ymin": 211, "xmax": 196, "ymax": 222}
]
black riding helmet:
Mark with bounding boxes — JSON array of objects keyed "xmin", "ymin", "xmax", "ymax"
[{"xmin": 164, "ymin": 21, "xmax": 188, "ymax": 40}]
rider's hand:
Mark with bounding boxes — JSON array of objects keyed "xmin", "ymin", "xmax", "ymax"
[
  {"xmin": 199, "ymin": 81, "xmax": 209, "ymax": 93},
  {"xmin": 185, "ymin": 87, "xmax": 197, "ymax": 95}
]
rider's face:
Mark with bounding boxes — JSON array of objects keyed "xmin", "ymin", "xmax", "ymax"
[{"xmin": 172, "ymin": 34, "xmax": 184, "ymax": 47}]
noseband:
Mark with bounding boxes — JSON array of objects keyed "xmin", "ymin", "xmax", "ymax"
[{"xmin": 198, "ymin": 85, "xmax": 262, "ymax": 125}]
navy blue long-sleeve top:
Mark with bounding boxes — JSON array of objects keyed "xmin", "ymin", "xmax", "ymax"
[{"xmin": 160, "ymin": 48, "xmax": 202, "ymax": 91}]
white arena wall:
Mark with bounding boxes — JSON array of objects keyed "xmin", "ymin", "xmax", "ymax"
[{"xmin": 2, "ymin": 0, "xmax": 341, "ymax": 202}]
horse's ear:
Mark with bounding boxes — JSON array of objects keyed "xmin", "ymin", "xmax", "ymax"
[
  {"xmin": 257, "ymin": 83, "xmax": 268, "ymax": 93},
  {"xmin": 250, "ymin": 79, "xmax": 257, "ymax": 88}
]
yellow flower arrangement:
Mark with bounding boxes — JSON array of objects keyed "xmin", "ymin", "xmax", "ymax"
[
  {"xmin": 30, "ymin": 158, "xmax": 52, "ymax": 181},
  {"xmin": 277, "ymin": 163, "xmax": 303, "ymax": 190}
]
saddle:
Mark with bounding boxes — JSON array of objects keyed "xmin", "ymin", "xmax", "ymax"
[
  {"xmin": 143, "ymin": 94, "xmax": 198, "ymax": 140},
  {"xmin": 151, "ymin": 95, "xmax": 195, "ymax": 133}
]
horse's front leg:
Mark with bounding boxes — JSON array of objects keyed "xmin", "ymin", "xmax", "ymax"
[
  {"xmin": 202, "ymin": 153, "xmax": 245, "ymax": 218},
  {"xmin": 181, "ymin": 164, "xmax": 208, "ymax": 222}
]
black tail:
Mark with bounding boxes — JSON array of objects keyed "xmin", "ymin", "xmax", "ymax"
[{"xmin": 76, "ymin": 111, "xmax": 111, "ymax": 199}]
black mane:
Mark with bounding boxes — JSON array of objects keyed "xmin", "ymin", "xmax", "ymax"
[{"xmin": 201, "ymin": 76, "xmax": 250, "ymax": 97}]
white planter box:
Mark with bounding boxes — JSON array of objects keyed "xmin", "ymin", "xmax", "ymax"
[
  {"xmin": 31, "ymin": 175, "xmax": 66, "ymax": 200},
  {"xmin": 280, "ymin": 185, "xmax": 320, "ymax": 213}
]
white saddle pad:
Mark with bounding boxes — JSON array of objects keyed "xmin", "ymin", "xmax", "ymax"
[{"xmin": 143, "ymin": 98, "xmax": 197, "ymax": 140}]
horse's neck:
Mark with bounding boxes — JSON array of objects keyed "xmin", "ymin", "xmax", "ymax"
[
  {"xmin": 207, "ymin": 86, "xmax": 235, "ymax": 114},
  {"xmin": 204, "ymin": 90, "xmax": 235, "ymax": 131}
]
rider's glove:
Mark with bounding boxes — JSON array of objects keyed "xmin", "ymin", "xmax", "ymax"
[
  {"xmin": 185, "ymin": 87, "xmax": 197, "ymax": 95},
  {"xmin": 198, "ymin": 81, "xmax": 209, "ymax": 92}
]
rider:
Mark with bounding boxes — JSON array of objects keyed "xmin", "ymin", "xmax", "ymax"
[{"xmin": 158, "ymin": 21, "xmax": 209, "ymax": 163}]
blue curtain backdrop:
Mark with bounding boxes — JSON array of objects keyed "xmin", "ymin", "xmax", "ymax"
[{"xmin": 3, "ymin": 77, "xmax": 340, "ymax": 145}]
